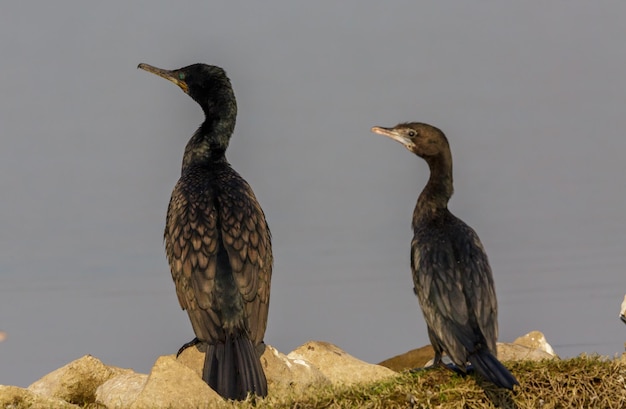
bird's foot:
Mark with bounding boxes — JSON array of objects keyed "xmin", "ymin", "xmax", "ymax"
[
  {"xmin": 176, "ymin": 337, "xmax": 200, "ymax": 357},
  {"xmin": 409, "ymin": 354, "xmax": 445, "ymax": 373},
  {"xmin": 410, "ymin": 361, "xmax": 471, "ymax": 377},
  {"xmin": 442, "ymin": 362, "xmax": 472, "ymax": 376}
]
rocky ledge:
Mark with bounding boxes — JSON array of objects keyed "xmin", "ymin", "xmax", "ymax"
[{"xmin": 0, "ymin": 331, "xmax": 558, "ymax": 409}]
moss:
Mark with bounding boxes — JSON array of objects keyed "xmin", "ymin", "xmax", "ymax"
[
  {"xmin": 16, "ymin": 355, "xmax": 624, "ymax": 409},
  {"xmin": 227, "ymin": 355, "xmax": 626, "ymax": 409}
]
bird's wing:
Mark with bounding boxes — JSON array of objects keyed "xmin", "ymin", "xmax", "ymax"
[
  {"xmin": 411, "ymin": 217, "xmax": 497, "ymax": 364},
  {"xmin": 216, "ymin": 177, "xmax": 273, "ymax": 345},
  {"xmin": 412, "ymin": 234, "xmax": 471, "ymax": 362},
  {"xmin": 459, "ymin": 227, "xmax": 498, "ymax": 352},
  {"xmin": 165, "ymin": 179, "xmax": 222, "ymax": 341}
]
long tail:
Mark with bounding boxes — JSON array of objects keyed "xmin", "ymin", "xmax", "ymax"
[
  {"xmin": 203, "ymin": 336, "xmax": 267, "ymax": 400},
  {"xmin": 468, "ymin": 349, "xmax": 519, "ymax": 390}
]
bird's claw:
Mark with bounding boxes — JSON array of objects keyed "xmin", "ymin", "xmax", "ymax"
[{"xmin": 176, "ymin": 337, "xmax": 200, "ymax": 357}]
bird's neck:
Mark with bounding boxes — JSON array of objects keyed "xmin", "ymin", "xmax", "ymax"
[
  {"xmin": 414, "ymin": 151, "xmax": 454, "ymax": 221},
  {"xmin": 181, "ymin": 111, "xmax": 236, "ymax": 170}
]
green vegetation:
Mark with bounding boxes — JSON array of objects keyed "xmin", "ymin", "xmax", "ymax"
[
  {"xmin": 229, "ymin": 355, "xmax": 626, "ymax": 409},
  {"xmin": 7, "ymin": 355, "xmax": 625, "ymax": 408}
]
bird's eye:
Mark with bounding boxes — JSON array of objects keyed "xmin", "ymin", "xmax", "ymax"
[
  {"xmin": 408, "ymin": 130, "xmax": 416, "ymax": 137},
  {"xmin": 178, "ymin": 73, "xmax": 186, "ymax": 80}
]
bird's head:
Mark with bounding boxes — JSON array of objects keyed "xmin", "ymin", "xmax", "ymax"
[
  {"xmin": 138, "ymin": 63, "xmax": 236, "ymax": 117},
  {"xmin": 371, "ymin": 122, "xmax": 448, "ymax": 158}
]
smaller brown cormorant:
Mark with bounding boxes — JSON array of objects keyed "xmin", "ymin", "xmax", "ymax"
[
  {"xmin": 371, "ymin": 122, "xmax": 518, "ymax": 390},
  {"xmin": 139, "ymin": 63, "xmax": 272, "ymax": 400}
]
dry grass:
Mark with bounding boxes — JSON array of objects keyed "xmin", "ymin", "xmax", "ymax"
[
  {"xmin": 13, "ymin": 355, "xmax": 623, "ymax": 409},
  {"xmin": 227, "ymin": 355, "xmax": 626, "ymax": 409}
]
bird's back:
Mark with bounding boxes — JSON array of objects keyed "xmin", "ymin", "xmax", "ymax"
[
  {"xmin": 164, "ymin": 161, "xmax": 272, "ymax": 345},
  {"xmin": 411, "ymin": 209, "xmax": 497, "ymax": 364}
]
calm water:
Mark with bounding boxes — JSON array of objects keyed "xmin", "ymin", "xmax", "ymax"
[{"xmin": 1, "ymin": 2, "xmax": 626, "ymax": 387}]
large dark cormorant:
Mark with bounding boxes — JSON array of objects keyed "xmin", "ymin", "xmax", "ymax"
[
  {"xmin": 139, "ymin": 63, "xmax": 272, "ymax": 400},
  {"xmin": 371, "ymin": 122, "xmax": 518, "ymax": 390}
]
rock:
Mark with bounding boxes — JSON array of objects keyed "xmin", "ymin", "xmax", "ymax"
[
  {"xmin": 378, "ymin": 345, "xmax": 435, "ymax": 371},
  {"xmin": 96, "ymin": 372, "xmax": 148, "ymax": 409},
  {"xmin": 420, "ymin": 343, "xmax": 555, "ymax": 367},
  {"xmin": 513, "ymin": 331, "xmax": 557, "ymax": 356},
  {"xmin": 107, "ymin": 365, "xmax": 140, "ymax": 378},
  {"xmin": 176, "ymin": 342, "xmax": 331, "ymax": 395},
  {"xmin": 261, "ymin": 344, "xmax": 331, "ymax": 394},
  {"xmin": 379, "ymin": 333, "xmax": 558, "ymax": 372},
  {"xmin": 0, "ymin": 385, "xmax": 79, "ymax": 408},
  {"xmin": 497, "ymin": 342, "xmax": 557, "ymax": 362},
  {"xmin": 28, "ymin": 355, "xmax": 117, "ymax": 405},
  {"xmin": 287, "ymin": 341, "xmax": 397, "ymax": 386},
  {"xmin": 129, "ymin": 355, "xmax": 221, "ymax": 409}
]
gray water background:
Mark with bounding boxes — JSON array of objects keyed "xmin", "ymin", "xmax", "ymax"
[{"xmin": 1, "ymin": 2, "xmax": 625, "ymax": 387}]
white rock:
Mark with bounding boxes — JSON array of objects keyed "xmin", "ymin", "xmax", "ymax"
[
  {"xmin": 513, "ymin": 331, "xmax": 556, "ymax": 357},
  {"xmin": 497, "ymin": 342, "xmax": 557, "ymax": 362},
  {"xmin": 96, "ymin": 372, "xmax": 148, "ymax": 409},
  {"xmin": 287, "ymin": 341, "xmax": 397, "ymax": 386},
  {"xmin": 261, "ymin": 344, "xmax": 331, "ymax": 394}
]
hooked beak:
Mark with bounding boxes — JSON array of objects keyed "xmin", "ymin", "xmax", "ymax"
[
  {"xmin": 138, "ymin": 63, "xmax": 189, "ymax": 94},
  {"xmin": 371, "ymin": 126, "xmax": 413, "ymax": 148}
]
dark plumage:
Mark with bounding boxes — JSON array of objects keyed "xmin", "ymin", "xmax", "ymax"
[
  {"xmin": 139, "ymin": 63, "xmax": 272, "ymax": 400},
  {"xmin": 372, "ymin": 122, "xmax": 518, "ymax": 390}
]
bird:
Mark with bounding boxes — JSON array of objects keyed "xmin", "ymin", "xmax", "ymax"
[
  {"xmin": 620, "ymin": 294, "xmax": 626, "ymax": 325},
  {"xmin": 371, "ymin": 122, "xmax": 518, "ymax": 390},
  {"xmin": 138, "ymin": 62, "xmax": 272, "ymax": 400}
]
